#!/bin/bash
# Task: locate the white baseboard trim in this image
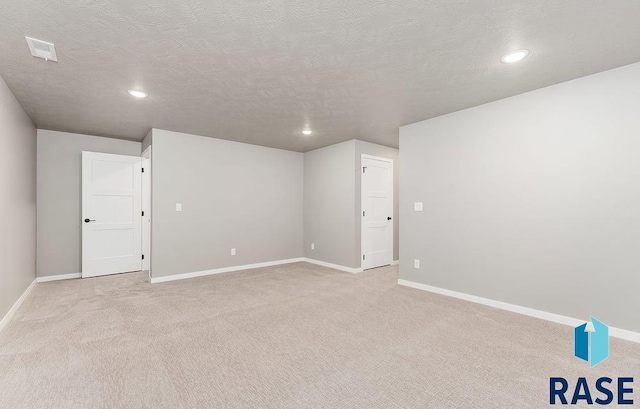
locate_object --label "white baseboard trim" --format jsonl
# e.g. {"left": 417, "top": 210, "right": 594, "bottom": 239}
{"left": 397, "top": 279, "right": 640, "bottom": 344}
{"left": 0, "top": 279, "right": 37, "bottom": 333}
{"left": 391, "top": 260, "right": 399, "bottom": 266}
{"left": 36, "top": 273, "right": 81, "bottom": 283}
{"left": 302, "top": 258, "right": 363, "bottom": 274}
{"left": 150, "top": 258, "right": 305, "bottom": 284}
{"left": 610, "top": 328, "right": 640, "bottom": 344}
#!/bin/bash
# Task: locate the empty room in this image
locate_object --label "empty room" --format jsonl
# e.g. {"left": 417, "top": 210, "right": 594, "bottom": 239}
{"left": 1, "top": 1, "right": 639, "bottom": 408}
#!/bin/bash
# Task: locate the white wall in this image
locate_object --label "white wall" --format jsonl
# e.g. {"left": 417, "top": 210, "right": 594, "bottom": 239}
{"left": 0, "top": 75, "right": 36, "bottom": 322}
{"left": 36, "top": 130, "right": 141, "bottom": 278}
{"left": 150, "top": 129, "right": 304, "bottom": 278}
{"left": 400, "top": 62, "right": 640, "bottom": 332}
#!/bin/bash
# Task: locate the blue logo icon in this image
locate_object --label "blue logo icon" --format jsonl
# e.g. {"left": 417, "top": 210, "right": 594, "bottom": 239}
{"left": 574, "top": 317, "right": 609, "bottom": 367}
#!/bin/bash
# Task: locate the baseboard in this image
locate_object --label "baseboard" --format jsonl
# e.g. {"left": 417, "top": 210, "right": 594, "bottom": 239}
{"left": 0, "top": 279, "right": 37, "bottom": 333}
{"left": 302, "top": 258, "right": 397, "bottom": 274}
{"left": 150, "top": 258, "right": 305, "bottom": 284}
{"left": 36, "top": 273, "right": 81, "bottom": 283}
{"left": 302, "top": 258, "right": 363, "bottom": 274}
{"left": 397, "top": 279, "right": 640, "bottom": 344}
{"left": 610, "top": 327, "right": 640, "bottom": 344}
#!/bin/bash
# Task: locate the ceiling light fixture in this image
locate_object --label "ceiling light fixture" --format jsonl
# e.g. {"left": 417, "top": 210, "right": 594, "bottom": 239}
{"left": 302, "top": 128, "right": 313, "bottom": 136}
{"left": 127, "top": 89, "right": 148, "bottom": 98}
{"left": 501, "top": 49, "right": 529, "bottom": 64}
{"left": 25, "top": 37, "right": 57, "bottom": 62}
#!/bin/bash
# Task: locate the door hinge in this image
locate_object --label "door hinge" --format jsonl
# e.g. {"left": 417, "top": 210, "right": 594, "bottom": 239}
{"left": 141, "top": 167, "right": 144, "bottom": 173}
{"left": 363, "top": 255, "right": 366, "bottom": 260}
{"left": 142, "top": 254, "right": 145, "bottom": 260}
{"left": 363, "top": 211, "right": 365, "bottom": 217}
{"left": 142, "top": 211, "right": 145, "bottom": 216}
{"left": 362, "top": 167, "right": 366, "bottom": 173}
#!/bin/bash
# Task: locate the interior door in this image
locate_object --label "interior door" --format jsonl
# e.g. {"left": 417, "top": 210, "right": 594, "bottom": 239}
{"left": 361, "top": 155, "right": 393, "bottom": 270}
{"left": 141, "top": 146, "right": 151, "bottom": 275}
{"left": 82, "top": 151, "right": 143, "bottom": 278}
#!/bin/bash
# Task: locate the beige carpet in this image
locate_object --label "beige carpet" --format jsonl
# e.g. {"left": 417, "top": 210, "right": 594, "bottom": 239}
{"left": 0, "top": 262, "right": 638, "bottom": 408}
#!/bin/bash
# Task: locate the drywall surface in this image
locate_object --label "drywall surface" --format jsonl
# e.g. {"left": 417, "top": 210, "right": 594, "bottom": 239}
{"left": 0, "top": 75, "right": 36, "bottom": 321}
{"left": 150, "top": 129, "right": 303, "bottom": 278}
{"left": 36, "top": 130, "right": 141, "bottom": 277}
{"left": 400, "top": 62, "right": 640, "bottom": 332}
{"left": 355, "top": 140, "right": 399, "bottom": 265}
{"left": 303, "top": 141, "right": 357, "bottom": 268}
{"left": 141, "top": 130, "right": 152, "bottom": 152}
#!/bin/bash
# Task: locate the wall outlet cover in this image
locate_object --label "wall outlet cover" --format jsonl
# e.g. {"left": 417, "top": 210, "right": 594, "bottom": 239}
{"left": 414, "top": 259, "right": 420, "bottom": 269}
{"left": 414, "top": 202, "right": 423, "bottom": 212}
{"left": 231, "top": 248, "right": 236, "bottom": 256}
{"left": 311, "top": 243, "right": 315, "bottom": 250}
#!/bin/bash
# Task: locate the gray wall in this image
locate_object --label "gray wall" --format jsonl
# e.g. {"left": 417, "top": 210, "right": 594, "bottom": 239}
{"left": 150, "top": 129, "right": 303, "bottom": 278}
{"left": 355, "top": 140, "right": 399, "bottom": 265}
{"left": 304, "top": 139, "right": 399, "bottom": 269}
{"left": 0, "top": 76, "right": 36, "bottom": 321}
{"left": 400, "top": 62, "right": 640, "bottom": 332}
{"left": 141, "top": 130, "right": 152, "bottom": 152}
{"left": 36, "top": 130, "right": 141, "bottom": 277}
{"left": 304, "top": 141, "right": 357, "bottom": 267}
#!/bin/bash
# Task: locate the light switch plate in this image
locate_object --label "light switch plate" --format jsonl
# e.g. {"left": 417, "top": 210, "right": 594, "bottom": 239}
{"left": 231, "top": 248, "right": 236, "bottom": 256}
{"left": 414, "top": 202, "right": 423, "bottom": 212}
{"left": 414, "top": 259, "right": 420, "bottom": 269}
{"left": 176, "top": 203, "right": 182, "bottom": 212}
{"left": 311, "top": 243, "right": 315, "bottom": 250}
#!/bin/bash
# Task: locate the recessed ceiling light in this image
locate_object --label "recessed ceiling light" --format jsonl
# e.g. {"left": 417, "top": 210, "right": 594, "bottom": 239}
{"left": 501, "top": 50, "right": 530, "bottom": 64}
{"left": 127, "top": 89, "right": 148, "bottom": 98}
{"left": 302, "top": 129, "right": 312, "bottom": 136}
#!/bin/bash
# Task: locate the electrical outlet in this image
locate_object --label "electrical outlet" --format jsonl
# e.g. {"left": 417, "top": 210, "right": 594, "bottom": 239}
{"left": 414, "top": 202, "right": 423, "bottom": 212}
{"left": 414, "top": 259, "right": 420, "bottom": 269}
{"left": 311, "top": 243, "right": 315, "bottom": 250}
{"left": 176, "top": 203, "right": 182, "bottom": 212}
{"left": 231, "top": 248, "right": 236, "bottom": 256}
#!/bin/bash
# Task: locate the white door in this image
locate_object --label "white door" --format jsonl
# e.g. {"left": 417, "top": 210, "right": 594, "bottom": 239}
{"left": 82, "top": 151, "right": 143, "bottom": 278}
{"left": 141, "top": 146, "right": 151, "bottom": 275}
{"left": 361, "top": 155, "right": 393, "bottom": 270}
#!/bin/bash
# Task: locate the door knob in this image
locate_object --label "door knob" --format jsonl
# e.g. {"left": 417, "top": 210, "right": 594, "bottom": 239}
{"left": 84, "top": 218, "right": 96, "bottom": 223}
{"left": 387, "top": 217, "right": 392, "bottom": 220}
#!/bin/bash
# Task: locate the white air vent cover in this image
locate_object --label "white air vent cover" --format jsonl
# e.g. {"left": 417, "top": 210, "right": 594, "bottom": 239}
{"left": 25, "top": 36, "right": 57, "bottom": 62}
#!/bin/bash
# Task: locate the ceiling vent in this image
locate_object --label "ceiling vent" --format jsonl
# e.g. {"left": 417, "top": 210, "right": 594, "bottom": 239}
{"left": 25, "top": 36, "right": 57, "bottom": 62}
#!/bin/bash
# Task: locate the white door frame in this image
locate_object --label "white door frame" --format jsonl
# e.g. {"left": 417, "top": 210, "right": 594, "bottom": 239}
{"left": 360, "top": 154, "right": 394, "bottom": 270}
{"left": 142, "top": 146, "right": 151, "bottom": 280}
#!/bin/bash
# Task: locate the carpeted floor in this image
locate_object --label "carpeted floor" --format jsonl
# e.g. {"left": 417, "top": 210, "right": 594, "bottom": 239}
{"left": 0, "top": 262, "right": 638, "bottom": 408}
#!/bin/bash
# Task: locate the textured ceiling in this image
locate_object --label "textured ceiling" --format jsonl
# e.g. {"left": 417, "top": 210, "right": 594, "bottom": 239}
{"left": 1, "top": 1, "right": 640, "bottom": 152}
